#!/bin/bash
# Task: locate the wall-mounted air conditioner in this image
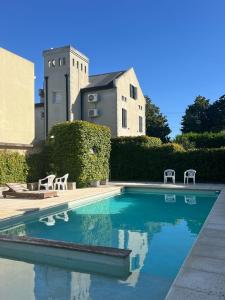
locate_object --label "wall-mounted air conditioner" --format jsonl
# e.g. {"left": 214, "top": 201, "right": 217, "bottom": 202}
{"left": 88, "top": 109, "right": 99, "bottom": 117}
{"left": 88, "top": 94, "right": 98, "bottom": 102}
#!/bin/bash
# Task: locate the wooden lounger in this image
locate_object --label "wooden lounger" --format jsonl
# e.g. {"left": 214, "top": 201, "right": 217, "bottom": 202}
{"left": 2, "top": 183, "right": 58, "bottom": 199}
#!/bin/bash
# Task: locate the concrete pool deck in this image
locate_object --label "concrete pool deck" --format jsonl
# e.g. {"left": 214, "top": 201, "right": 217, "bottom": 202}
{"left": 1, "top": 181, "right": 225, "bottom": 299}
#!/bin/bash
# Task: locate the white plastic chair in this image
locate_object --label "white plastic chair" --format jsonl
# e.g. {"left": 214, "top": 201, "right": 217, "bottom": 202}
{"left": 54, "top": 173, "right": 69, "bottom": 190}
{"left": 185, "top": 195, "right": 197, "bottom": 205}
{"left": 184, "top": 169, "right": 196, "bottom": 184}
{"left": 38, "top": 175, "right": 55, "bottom": 190}
{"left": 164, "top": 169, "right": 175, "bottom": 184}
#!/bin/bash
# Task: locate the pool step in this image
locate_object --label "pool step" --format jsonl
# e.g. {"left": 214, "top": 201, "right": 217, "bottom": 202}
{"left": 0, "top": 235, "right": 131, "bottom": 279}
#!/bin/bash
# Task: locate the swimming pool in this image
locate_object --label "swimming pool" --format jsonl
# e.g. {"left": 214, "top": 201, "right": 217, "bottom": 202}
{"left": 0, "top": 188, "right": 218, "bottom": 299}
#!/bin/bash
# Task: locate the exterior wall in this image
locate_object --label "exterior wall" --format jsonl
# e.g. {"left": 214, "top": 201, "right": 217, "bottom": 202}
{"left": 115, "top": 68, "right": 146, "bottom": 136}
{"left": 82, "top": 88, "right": 117, "bottom": 137}
{"left": 70, "top": 48, "right": 89, "bottom": 120}
{"left": 35, "top": 104, "right": 45, "bottom": 142}
{"left": 0, "top": 48, "right": 34, "bottom": 145}
{"left": 43, "top": 46, "right": 89, "bottom": 136}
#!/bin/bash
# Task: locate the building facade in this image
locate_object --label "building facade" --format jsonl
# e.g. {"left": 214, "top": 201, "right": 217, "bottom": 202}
{"left": 35, "top": 45, "right": 145, "bottom": 141}
{"left": 0, "top": 48, "right": 34, "bottom": 151}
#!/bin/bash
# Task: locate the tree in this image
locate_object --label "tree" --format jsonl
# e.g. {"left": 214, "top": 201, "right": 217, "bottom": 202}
{"left": 145, "top": 96, "right": 171, "bottom": 142}
{"left": 207, "top": 95, "right": 225, "bottom": 132}
{"left": 181, "top": 96, "right": 210, "bottom": 133}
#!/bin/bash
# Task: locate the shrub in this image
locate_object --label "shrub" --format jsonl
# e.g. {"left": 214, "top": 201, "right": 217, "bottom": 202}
{"left": 26, "top": 144, "right": 53, "bottom": 182}
{"left": 112, "top": 136, "right": 162, "bottom": 148}
{"left": 110, "top": 140, "right": 225, "bottom": 182}
{"left": 175, "top": 131, "right": 225, "bottom": 149}
{"left": 0, "top": 151, "right": 28, "bottom": 184}
{"left": 49, "top": 121, "right": 111, "bottom": 187}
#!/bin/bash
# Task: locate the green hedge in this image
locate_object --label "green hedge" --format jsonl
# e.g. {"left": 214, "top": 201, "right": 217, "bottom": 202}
{"left": 175, "top": 132, "right": 225, "bottom": 149}
{"left": 48, "top": 121, "right": 111, "bottom": 187}
{"left": 26, "top": 144, "right": 53, "bottom": 182}
{"left": 0, "top": 151, "right": 28, "bottom": 184}
{"left": 112, "top": 136, "right": 162, "bottom": 148}
{"left": 110, "top": 141, "right": 225, "bottom": 182}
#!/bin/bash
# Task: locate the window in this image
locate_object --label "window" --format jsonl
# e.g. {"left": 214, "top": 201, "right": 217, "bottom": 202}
{"left": 139, "top": 116, "right": 143, "bottom": 132}
{"left": 77, "top": 61, "right": 79, "bottom": 69}
{"left": 122, "top": 96, "right": 127, "bottom": 102}
{"left": 48, "top": 60, "right": 51, "bottom": 68}
{"left": 81, "top": 63, "right": 83, "bottom": 71}
{"left": 72, "top": 58, "right": 75, "bottom": 66}
{"left": 41, "top": 111, "right": 45, "bottom": 119}
{"left": 52, "top": 59, "right": 56, "bottom": 67}
{"left": 58, "top": 58, "right": 62, "bottom": 66}
{"left": 130, "top": 84, "right": 137, "bottom": 99}
{"left": 62, "top": 57, "right": 66, "bottom": 65}
{"left": 52, "top": 91, "right": 63, "bottom": 104}
{"left": 122, "top": 109, "right": 127, "bottom": 128}
{"left": 85, "top": 65, "right": 87, "bottom": 73}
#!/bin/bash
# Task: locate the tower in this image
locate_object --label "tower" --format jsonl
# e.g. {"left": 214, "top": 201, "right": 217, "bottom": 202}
{"left": 43, "top": 45, "right": 89, "bottom": 136}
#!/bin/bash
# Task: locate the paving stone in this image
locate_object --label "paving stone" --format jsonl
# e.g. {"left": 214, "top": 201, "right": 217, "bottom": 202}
{"left": 185, "top": 255, "right": 225, "bottom": 275}
{"left": 166, "top": 286, "right": 225, "bottom": 300}
{"left": 192, "top": 243, "right": 225, "bottom": 260}
{"left": 175, "top": 268, "right": 225, "bottom": 296}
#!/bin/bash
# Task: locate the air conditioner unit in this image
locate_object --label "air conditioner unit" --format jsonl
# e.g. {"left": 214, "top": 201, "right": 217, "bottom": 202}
{"left": 88, "top": 109, "right": 99, "bottom": 117}
{"left": 88, "top": 94, "right": 98, "bottom": 102}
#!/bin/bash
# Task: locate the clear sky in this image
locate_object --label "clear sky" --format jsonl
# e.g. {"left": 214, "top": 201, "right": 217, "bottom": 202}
{"left": 1, "top": 0, "right": 225, "bottom": 136}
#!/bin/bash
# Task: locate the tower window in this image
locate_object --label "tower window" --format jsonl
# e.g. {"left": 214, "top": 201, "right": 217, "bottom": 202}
{"left": 130, "top": 84, "right": 137, "bottom": 99}
{"left": 63, "top": 57, "right": 66, "bottom": 65}
{"left": 72, "top": 58, "right": 75, "bottom": 66}
{"left": 58, "top": 58, "right": 62, "bottom": 66}
{"left": 85, "top": 65, "right": 87, "bottom": 73}
{"left": 48, "top": 60, "right": 51, "bottom": 68}
{"left": 52, "top": 59, "right": 56, "bottom": 67}
{"left": 52, "top": 91, "right": 63, "bottom": 104}
{"left": 77, "top": 61, "right": 79, "bottom": 69}
{"left": 81, "top": 63, "right": 83, "bottom": 71}
{"left": 122, "top": 108, "right": 127, "bottom": 128}
{"left": 139, "top": 116, "right": 143, "bottom": 132}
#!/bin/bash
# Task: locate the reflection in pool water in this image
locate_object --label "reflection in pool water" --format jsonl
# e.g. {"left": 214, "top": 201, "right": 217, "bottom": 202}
{"left": 0, "top": 189, "right": 217, "bottom": 300}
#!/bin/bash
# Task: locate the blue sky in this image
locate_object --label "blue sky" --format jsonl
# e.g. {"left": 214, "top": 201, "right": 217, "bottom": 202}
{"left": 1, "top": 0, "right": 225, "bottom": 136}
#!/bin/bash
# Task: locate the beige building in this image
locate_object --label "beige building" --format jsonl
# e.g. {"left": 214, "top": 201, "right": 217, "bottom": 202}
{"left": 0, "top": 48, "right": 34, "bottom": 151}
{"left": 35, "top": 45, "right": 145, "bottom": 140}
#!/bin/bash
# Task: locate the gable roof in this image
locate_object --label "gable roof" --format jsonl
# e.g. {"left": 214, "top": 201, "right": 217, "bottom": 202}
{"left": 82, "top": 70, "right": 126, "bottom": 92}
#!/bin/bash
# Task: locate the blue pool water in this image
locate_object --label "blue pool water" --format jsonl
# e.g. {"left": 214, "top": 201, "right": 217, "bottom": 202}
{"left": 0, "top": 188, "right": 218, "bottom": 300}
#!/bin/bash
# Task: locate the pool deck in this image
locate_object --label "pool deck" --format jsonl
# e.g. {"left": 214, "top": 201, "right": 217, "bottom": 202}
{"left": 1, "top": 181, "right": 225, "bottom": 299}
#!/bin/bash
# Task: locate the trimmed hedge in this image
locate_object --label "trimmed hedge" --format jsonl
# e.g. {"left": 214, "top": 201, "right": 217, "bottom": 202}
{"left": 0, "top": 151, "right": 28, "bottom": 184}
{"left": 48, "top": 121, "right": 111, "bottom": 187}
{"left": 112, "top": 136, "right": 162, "bottom": 148}
{"left": 26, "top": 144, "right": 53, "bottom": 182}
{"left": 110, "top": 140, "right": 225, "bottom": 182}
{"left": 175, "top": 132, "right": 225, "bottom": 149}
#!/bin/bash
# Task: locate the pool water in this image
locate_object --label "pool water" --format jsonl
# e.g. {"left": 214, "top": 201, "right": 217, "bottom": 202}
{"left": 0, "top": 188, "right": 218, "bottom": 300}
